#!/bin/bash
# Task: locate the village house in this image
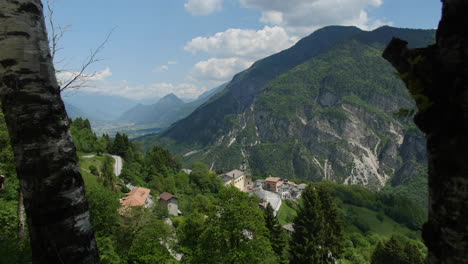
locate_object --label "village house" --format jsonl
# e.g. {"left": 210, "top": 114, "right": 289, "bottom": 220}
{"left": 158, "top": 192, "right": 180, "bottom": 216}
{"left": 120, "top": 187, "right": 152, "bottom": 208}
{"left": 279, "top": 180, "right": 304, "bottom": 199}
{"left": 265, "top": 177, "right": 283, "bottom": 192}
{"left": 221, "top": 169, "right": 246, "bottom": 191}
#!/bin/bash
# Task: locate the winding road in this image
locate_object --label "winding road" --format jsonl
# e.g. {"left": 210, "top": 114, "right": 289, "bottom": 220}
{"left": 111, "top": 155, "right": 123, "bottom": 176}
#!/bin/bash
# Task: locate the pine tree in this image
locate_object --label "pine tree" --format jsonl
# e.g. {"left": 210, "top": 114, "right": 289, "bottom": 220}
{"left": 264, "top": 203, "right": 287, "bottom": 262}
{"left": 403, "top": 243, "right": 425, "bottom": 264}
{"left": 317, "top": 185, "right": 344, "bottom": 262}
{"left": 289, "top": 184, "right": 344, "bottom": 264}
{"left": 289, "top": 184, "right": 324, "bottom": 264}
{"left": 371, "top": 236, "right": 406, "bottom": 264}
{"left": 100, "top": 156, "right": 116, "bottom": 190}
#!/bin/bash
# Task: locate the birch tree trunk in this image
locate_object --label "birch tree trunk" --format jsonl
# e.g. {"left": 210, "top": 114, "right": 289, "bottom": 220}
{"left": 0, "top": 0, "right": 99, "bottom": 263}
{"left": 383, "top": 1, "right": 468, "bottom": 263}
{"left": 18, "top": 190, "right": 26, "bottom": 244}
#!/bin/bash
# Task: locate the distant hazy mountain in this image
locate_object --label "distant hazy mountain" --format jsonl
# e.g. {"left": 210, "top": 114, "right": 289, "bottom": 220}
{"left": 139, "top": 26, "right": 434, "bottom": 190}
{"left": 64, "top": 103, "right": 92, "bottom": 120}
{"left": 118, "top": 84, "right": 227, "bottom": 127}
{"left": 119, "top": 93, "right": 184, "bottom": 125}
{"left": 63, "top": 92, "right": 138, "bottom": 121}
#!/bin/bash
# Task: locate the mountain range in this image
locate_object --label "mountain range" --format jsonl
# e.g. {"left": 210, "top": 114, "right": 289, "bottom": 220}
{"left": 118, "top": 84, "right": 227, "bottom": 127}
{"left": 63, "top": 84, "right": 227, "bottom": 137}
{"left": 138, "top": 25, "right": 435, "bottom": 190}
{"left": 63, "top": 92, "right": 139, "bottom": 121}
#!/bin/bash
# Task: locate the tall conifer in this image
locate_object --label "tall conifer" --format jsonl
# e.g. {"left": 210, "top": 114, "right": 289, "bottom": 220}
{"left": 264, "top": 203, "right": 287, "bottom": 262}
{"left": 289, "top": 184, "right": 344, "bottom": 264}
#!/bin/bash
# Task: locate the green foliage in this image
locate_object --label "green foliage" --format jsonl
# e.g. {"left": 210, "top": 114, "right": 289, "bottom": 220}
{"left": 249, "top": 143, "right": 298, "bottom": 179}
{"left": 96, "top": 136, "right": 109, "bottom": 155}
{"left": 96, "top": 236, "right": 122, "bottom": 264}
{"left": 0, "top": 110, "right": 31, "bottom": 263}
{"left": 178, "top": 187, "right": 278, "bottom": 264}
{"left": 89, "top": 165, "right": 99, "bottom": 176}
{"left": 119, "top": 163, "right": 146, "bottom": 188}
{"left": 277, "top": 199, "right": 298, "bottom": 225}
{"left": 371, "top": 236, "right": 425, "bottom": 264}
{"left": 70, "top": 118, "right": 98, "bottom": 153}
{"left": 100, "top": 155, "right": 117, "bottom": 190}
{"left": 289, "top": 184, "right": 344, "bottom": 264}
{"left": 189, "top": 162, "right": 222, "bottom": 193}
{"left": 87, "top": 185, "right": 120, "bottom": 237}
{"left": 379, "top": 194, "right": 425, "bottom": 230}
{"left": 174, "top": 171, "right": 190, "bottom": 191}
{"left": 276, "top": 182, "right": 426, "bottom": 263}
{"left": 111, "top": 132, "right": 131, "bottom": 158}
{"left": 263, "top": 203, "right": 288, "bottom": 263}
{"left": 146, "top": 145, "right": 181, "bottom": 173}
{"left": 126, "top": 219, "right": 175, "bottom": 264}
{"left": 120, "top": 184, "right": 130, "bottom": 193}
{"left": 383, "top": 167, "right": 428, "bottom": 209}
{"left": 289, "top": 184, "right": 325, "bottom": 264}
{"left": 321, "top": 182, "right": 426, "bottom": 231}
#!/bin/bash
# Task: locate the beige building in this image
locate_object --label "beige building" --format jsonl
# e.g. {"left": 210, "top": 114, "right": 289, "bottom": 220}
{"left": 265, "top": 177, "right": 283, "bottom": 192}
{"left": 221, "top": 169, "right": 246, "bottom": 191}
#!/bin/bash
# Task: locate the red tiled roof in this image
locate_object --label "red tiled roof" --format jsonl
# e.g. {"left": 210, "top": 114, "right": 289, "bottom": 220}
{"left": 265, "top": 177, "right": 282, "bottom": 183}
{"left": 159, "top": 192, "right": 177, "bottom": 201}
{"left": 120, "top": 187, "right": 151, "bottom": 207}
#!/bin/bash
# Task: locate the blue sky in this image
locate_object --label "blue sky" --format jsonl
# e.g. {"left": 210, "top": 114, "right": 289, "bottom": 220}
{"left": 50, "top": 0, "right": 442, "bottom": 101}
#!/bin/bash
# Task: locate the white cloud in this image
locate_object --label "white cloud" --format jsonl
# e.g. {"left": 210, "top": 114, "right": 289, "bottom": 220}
{"left": 239, "top": 0, "right": 389, "bottom": 37}
{"left": 153, "top": 65, "right": 169, "bottom": 73}
{"left": 56, "top": 67, "right": 112, "bottom": 87}
{"left": 184, "top": 0, "right": 223, "bottom": 15}
{"left": 57, "top": 66, "right": 208, "bottom": 99}
{"left": 76, "top": 80, "right": 208, "bottom": 100}
{"left": 88, "top": 67, "right": 112, "bottom": 81}
{"left": 128, "top": 83, "right": 206, "bottom": 99}
{"left": 182, "top": 0, "right": 391, "bottom": 96}
{"left": 167, "top": 61, "right": 177, "bottom": 65}
{"left": 191, "top": 57, "right": 254, "bottom": 83}
{"left": 184, "top": 26, "right": 297, "bottom": 84}
{"left": 184, "top": 26, "right": 297, "bottom": 60}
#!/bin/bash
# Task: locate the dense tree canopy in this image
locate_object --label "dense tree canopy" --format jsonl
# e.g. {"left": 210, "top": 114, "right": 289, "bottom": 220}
{"left": 371, "top": 236, "right": 424, "bottom": 264}
{"left": 178, "top": 187, "right": 278, "bottom": 264}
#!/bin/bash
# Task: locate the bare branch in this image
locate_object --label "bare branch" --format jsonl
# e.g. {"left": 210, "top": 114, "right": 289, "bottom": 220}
{"left": 45, "top": 0, "right": 114, "bottom": 92}
{"left": 60, "top": 28, "right": 114, "bottom": 91}
{"left": 46, "top": 0, "right": 71, "bottom": 61}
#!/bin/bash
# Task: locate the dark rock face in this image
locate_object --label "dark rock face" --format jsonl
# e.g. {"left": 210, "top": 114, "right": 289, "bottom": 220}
{"left": 383, "top": 1, "right": 468, "bottom": 262}
{"left": 317, "top": 88, "right": 339, "bottom": 107}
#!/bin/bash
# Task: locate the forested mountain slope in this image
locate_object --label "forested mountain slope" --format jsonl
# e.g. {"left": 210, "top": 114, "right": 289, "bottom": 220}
{"left": 139, "top": 26, "right": 435, "bottom": 190}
